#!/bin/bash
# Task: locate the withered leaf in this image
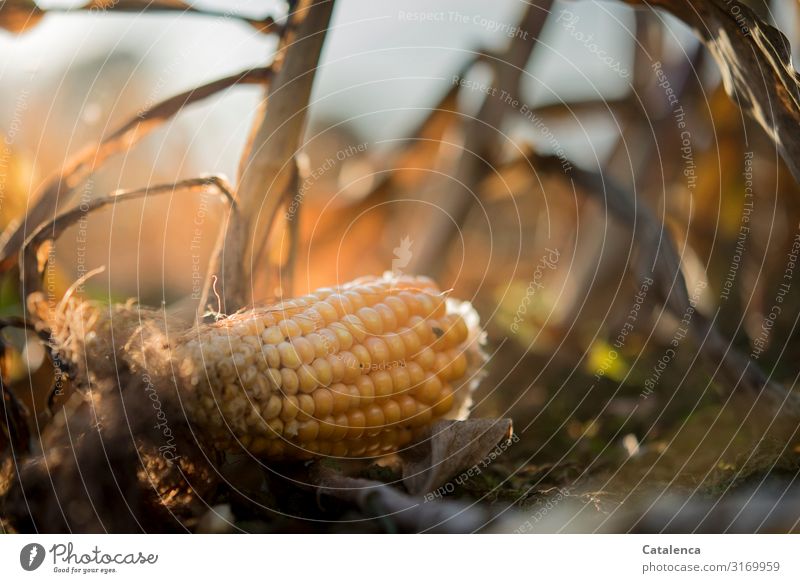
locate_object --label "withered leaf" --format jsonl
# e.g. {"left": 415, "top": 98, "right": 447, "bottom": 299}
{"left": 21, "top": 176, "right": 236, "bottom": 302}
{"left": 0, "top": 67, "right": 270, "bottom": 273}
{"left": 400, "top": 418, "right": 513, "bottom": 496}
{"left": 312, "top": 464, "right": 493, "bottom": 533}
{"left": 626, "top": 0, "right": 800, "bottom": 183}
{"left": 619, "top": 0, "right": 800, "bottom": 408}
{"left": 0, "top": 0, "right": 44, "bottom": 34}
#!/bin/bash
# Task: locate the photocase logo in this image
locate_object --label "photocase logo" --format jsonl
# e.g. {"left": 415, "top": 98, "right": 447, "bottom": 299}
{"left": 392, "top": 235, "right": 413, "bottom": 274}
{"left": 19, "top": 543, "right": 46, "bottom": 571}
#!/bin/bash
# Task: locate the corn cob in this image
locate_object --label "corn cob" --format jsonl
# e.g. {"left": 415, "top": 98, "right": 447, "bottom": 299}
{"left": 178, "top": 274, "right": 484, "bottom": 460}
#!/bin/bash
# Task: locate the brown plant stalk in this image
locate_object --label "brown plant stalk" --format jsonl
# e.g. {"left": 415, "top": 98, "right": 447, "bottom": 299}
{"left": 210, "top": 0, "right": 335, "bottom": 311}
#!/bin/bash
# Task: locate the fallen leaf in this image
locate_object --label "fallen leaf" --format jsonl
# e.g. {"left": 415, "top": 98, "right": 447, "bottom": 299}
{"left": 400, "top": 418, "right": 513, "bottom": 496}
{"left": 312, "top": 464, "right": 494, "bottom": 533}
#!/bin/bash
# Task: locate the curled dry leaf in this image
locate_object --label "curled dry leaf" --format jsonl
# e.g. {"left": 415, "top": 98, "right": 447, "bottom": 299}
{"left": 626, "top": 0, "right": 800, "bottom": 183}
{"left": 20, "top": 176, "right": 236, "bottom": 318}
{"left": 400, "top": 418, "right": 513, "bottom": 496}
{"left": 0, "top": 0, "right": 44, "bottom": 33}
{"left": 413, "top": 0, "right": 553, "bottom": 275}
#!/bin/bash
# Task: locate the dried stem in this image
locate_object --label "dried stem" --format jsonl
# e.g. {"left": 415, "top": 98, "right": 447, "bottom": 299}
{"left": 299, "top": 56, "right": 471, "bottom": 253}
{"left": 212, "top": 0, "right": 335, "bottom": 310}
{"left": 411, "top": 0, "right": 553, "bottom": 275}
{"left": 278, "top": 160, "right": 303, "bottom": 298}
{"left": 624, "top": 0, "right": 800, "bottom": 183}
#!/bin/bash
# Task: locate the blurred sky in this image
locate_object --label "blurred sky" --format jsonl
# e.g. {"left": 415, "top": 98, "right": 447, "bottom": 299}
{"left": 3, "top": 1, "right": 795, "bottom": 179}
{"left": 0, "top": 0, "right": 661, "bottom": 180}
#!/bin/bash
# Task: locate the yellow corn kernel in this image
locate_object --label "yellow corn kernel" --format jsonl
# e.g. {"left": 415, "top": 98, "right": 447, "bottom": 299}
{"left": 298, "top": 421, "right": 319, "bottom": 443}
{"left": 382, "top": 399, "right": 402, "bottom": 426}
{"left": 328, "top": 323, "right": 353, "bottom": 350}
{"left": 388, "top": 365, "right": 411, "bottom": 393}
{"left": 297, "top": 394, "right": 315, "bottom": 421}
{"left": 383, "top": 333, "right": 406, "bottom": 361}
{"left": 355, "top": 375, "right": 375, "bottom": 404}
{"left": 343, "top": 290, "right": 367, "bottom": 311}
{"left": 280, "top": 368, "right": 299, "bottom": 394}
{"left": 371, "top": 370, "right": 394, "bottom": 399}
{"left": 414, "top": 346, "right": 436, "bottom": 371}
{"left": 277, "top": 341, "right": 302, "bottom": 368}
{"left": 278, "top": 318, "right": 302, "bottom": 339}
{"left": 346, "top": 410, "right": 366, "bottom": 439}
{"left": 311, "top": 357, "right": 333, "bottom": 387}
{"left": 384, "top": 295, "right": 409, "bottom": 324}
{"left": 297, "top": 363, "right": 318, "bottom": 393}
{"left": 330, "top": 383, "right": 351, "bottom": 415}
{"left": 327, "top": 293, "right": 353, "bottom": 316}
{"left": 312, "top": 387, "right": 334, "bottom": 418}
{"left": 373, "top": 303, "right": 397, "bottom": 331}
{"left": 356, "top": 306, "right": 383, "bottom": 335}
{"left": 262, "top": 344, "right": 280, "bottom": 368}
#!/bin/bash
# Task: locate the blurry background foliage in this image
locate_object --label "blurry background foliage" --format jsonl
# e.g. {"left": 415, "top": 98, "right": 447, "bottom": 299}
{"left": 1, "top": 0, "right": 800, "bottom": 530}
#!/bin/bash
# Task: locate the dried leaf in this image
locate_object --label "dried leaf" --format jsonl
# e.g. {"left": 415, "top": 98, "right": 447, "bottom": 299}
{"left": 400, "top": 418, "right": 513, "bottom": 496}
{"left": 21, "top": 176, "right": 236, "bottom": 307}
{"left": 0, "top": 67, "right": 270, "bottom": 273}
{"left": 626, "top": 0, "right": 800, "bottom": 183}
{"left": 312, "top": 464, "right": 493, "bottom": 533}
{"left": 0, "top": 0, "right": 44, "bottom": 33}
